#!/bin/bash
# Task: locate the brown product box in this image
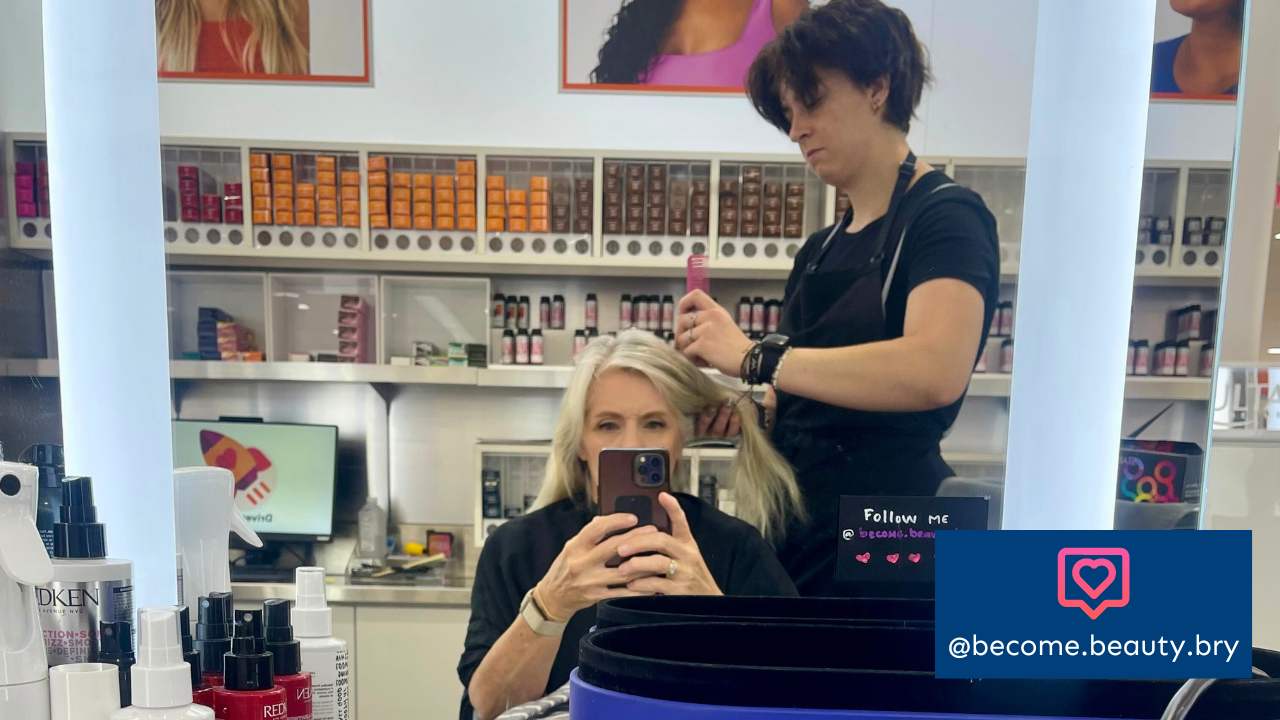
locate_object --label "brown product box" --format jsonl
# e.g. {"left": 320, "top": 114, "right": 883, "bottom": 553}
{"left": 574, "top": 178, "right": 593, "bottom": 193}
{"left": 273, "top": 182, "right": 294, "bottom": 198}
{"left": 486, "top": 217, "right": 505, "bottom": 232}
{"left": 626, "top": 206, "right": 644, "bottom": 221}
{"left": 459, "top": 202, "right": 477, "bottom": 217}
{"left": 647, "top": 205, "right": 666, "bottom": 220}
{"left": 506, "top": 189, "right": 527, "bottom": 205}
{"left": 668, "top": 220, "right": 688, "bottom": 235}
{"left": 720, "top": 194, "right": 738, "bottom": 209}
{"left": 627, "top": 179, "right": 644, "bottom": 194}
{"left": 368, "top": 171, "right": 389, "bottom": 186}
{"left": 458, "top": 216, "right": 477, "bottom": 230}
{"left": 435, "top": 188, "right": 455, "bottom": 204}
{"left": 691, "top": 192, "right": 710, "bottom": 208}
{"left": 785, "top": 195, "right": 804, "bottom": 210}
{"left": 434, "top": 175, "right": 454, "bottom": 190}
{"left": 530, "top": 176, "right": 550, "bottom": 191}
{"left": 692, "top": 179, "right": 710, "bottom": 194}
{"left": 458, "top": 189, "right": 476, "bottom": 204}
{"left": 646, "top": 219, "right": 665, "bottom": 235}
{"left": 530, "top": 205, "right": 548, "bottom": 219}
{"left": 606, "top": 191, "right": 623, "bottom": 206}
{"left": 691, "top": 207, "right": 709, "bottom": 222}
{"left": 741, "top": 222, "right": 760, "bottom": 235}
{"left": 457, "top": 175, "right": 476, "bottom": 190}
{"left": 626, "top": 164, "right": 645, "bottom": 179}
{"left": 648, "top": 164, "right": 667, "bottom": 179}
{"left": 742, "top": 208, "right": 760, "bottom": 224}
{"left": 577, "top": 204, "right": 593, "bottom": 219}
{"left": 413, "top": 173, "right": 433, "bottom": 187}
{"left": 250, "top": 167, "right": 270, "bottom": 182}
{"left": 785, "top": 182, "right": 805, "bottom": 197}
{"left": 392, "top": 172, "right": 412, "bottom": 188}
{"left": 414, "top": 215, "right": 434, "bottom": 230}
{"left": 720, "top": 208, "right": 738, "bottom": 222}
{"left": 436, "top": 202, "right": 456, "bottom": 218}
{"left": 316, "top": 155, "right": 337, "bottom": 172}
{"left": 625, "top": 220, "right": 644, "bottom": 234}
{"left": 552, "top": 218, "right": 571, "bottom": 234}
{"left": 604, "top": 219, "right": 623, "bottom": 234}
{"left": 601, "top": 206, "right": 618, "bottom": 220}
{"left": 556, "top": 205, "right": 573, "bottom": 219}
{"left": 252, "top": 182, "right": 272, "bottom": 197}
{"left": 271, "top": 153, "right": 293, "bottom": 169}
{"left": 764, "top": 210, "right": 781, "bottom": 225}
{"left": 508, "top": 218, "right": 528, "bottom": 232}
{"left": 784, "top": 223, "right": 805, "bottom": 238}
{"left": 392, "top": 200, "right": 412, "bottom": 216}
{"left": 648, "top": 179, "right": 665, "bottom": 194}
{"left": 367, "top": 155, "right": 388, "bottom": 171}
{"left": 530, "top": 190, "right": 549, "bottom": 205}
{"left": 627, "top": 192, "right": 645, "bottom": 208}
{"left": 392, "top": 214, "right": 412, "bottom": 229}
{"left": 552, "top": 178, "right": 571, "bottom": 193}
{"left": 252, "top": 209, "right": 272, "bottom": 224}
{"left": 250, "top": 153, "right": 269, "bottom": 168}
{"left": 573, "top": 218, "right": 591, "bottom": 234}
{"left": 691, "top": 220, "right": 709, "bottom": 235}
{"left": 369, "top": 185, "right": 388, "bottom": 201}
{"left": 485, "top": 175, "right": 506, "bottom": 190}
{"left": 370, "top": 214, "right": 389, "bottom": 229}
{"left": 340, "top": 170, "right": 361, "bottom": 187}
{"left": 456, "top": 159, "right": 477, "bottom": 175}
{"left": 764, "top": 182, "right": 782, "bottom": 197}
{"left": 530, "top": 218, "right": 550, "bottom": 233}
{"left": 296, "top": 197, "right": 316, "bottom": 212}
{"left": 764, "top": 196, "right": 782, "bottom": 211}
{"left": 318, "top": 185, "right": 337, "bottom": 200}
{"left": 763, "top": 224, "right": 782, "bottom": 238}
{"left": 719, "top": 179, "right": 740, "bottom": 194}
{"left": 274, "top": 169, "right": 294, "bottom": 184}
{"left": 318, "top": 198, "right": 339, "bottom": 214}
{"left": 669, "top": 207, "right": 689, "bottom": 222}
{"left": 295, "top": 211, "right": 316, "bottom": 226}
{"left": 605, "top": 177, "right": 621, "bottom": 192}
{"left": 340, "top": 186, "right": 360, "bottom": 202}
{"left": 508, "top": 204, "right": 527, "bottom": 219}
{"left": 342, "top": 200, "right": 361, "bottom": 215}
{"left": 413, "top": 201, "right": 432, "bottom": 217}
{"left": 275, "top": 196, "right": 295, "bottom": 211}
{"left": 785, "top": 209, "right": 804, "bottom": 224}
{"left": 369, "top": 200, "right": 388, "bottom": 215}
{"left": 720, "top": 220, "right": 739, "bottom": 236}
{"left": 316, "top": 170, "right": 337, "bottom": 187}
{"left": 742, "top": 166, "right": 763, "bottom": 182}
{"left": 742, "top": 181, "right": 763, "bottom": 196}
{"left": 275, "top": 209, "right": 294, "bottom": 225}
{"left": 604, "top": 162, "right": 622, "bottom": 178}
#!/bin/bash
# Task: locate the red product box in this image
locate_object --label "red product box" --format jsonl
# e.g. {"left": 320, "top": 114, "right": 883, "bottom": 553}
{"left": 37, "top": 161, "right": 49, "bottom": 176}
{"left": 17, "top": 202, "right": 37, "bottom": 218}
{"left": 225, "top": 208, "right": 244, "bottom": 224}
{"left": 179, "top": 177, "right": 199, "bottom": 193}
{"left": 181, "top": 191, "right": 199, "bottom": 208}
{"left": 202, "top": 207, "right": 223, "bottom": 223}
{"left": 15, "top": 162, "right": 34, "bottom": 176}
{"left": 181, "top": 207, "right": 201, "bottom": 222}
{"left": 16, "top": 187, "right": 34, "bottom": 203}
{"left": 178, "top": 165, "right": 199, "bottom": 179}
{"left": 15, "top": 175, "right": 34, "bottom": 190}
{"left": 38, "top": 204, "right": 51, "bottom": 218}
{"left": 224, "top": 182, "right": 242, "bottom": 196}
{"left": 202, "top": 193, "right": 223, "bottom": 207}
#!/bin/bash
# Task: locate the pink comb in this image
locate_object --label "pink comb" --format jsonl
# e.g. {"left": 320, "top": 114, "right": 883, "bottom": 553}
{"left": 686, "top": 254, "right": 709, "bottom": 295}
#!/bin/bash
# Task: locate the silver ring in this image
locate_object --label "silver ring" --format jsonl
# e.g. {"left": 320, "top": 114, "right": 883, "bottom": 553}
{"left": 691, "top": 310, "right": 698, "bottom": 327}
{"left": 666, "top": 559, "right": 678, "bottom": 579}
{"left": 687, "top": 327, "right": 695, "bottom": 344}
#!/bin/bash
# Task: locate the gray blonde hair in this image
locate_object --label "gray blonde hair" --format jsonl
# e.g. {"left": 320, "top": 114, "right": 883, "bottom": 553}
{"left": 533, "top": 330, "right": 804, "bottom": 542}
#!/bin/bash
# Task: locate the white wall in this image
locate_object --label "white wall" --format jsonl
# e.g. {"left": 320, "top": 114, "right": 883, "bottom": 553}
{"left": 0, "top": 0, "right": 1236, "bottom": 161}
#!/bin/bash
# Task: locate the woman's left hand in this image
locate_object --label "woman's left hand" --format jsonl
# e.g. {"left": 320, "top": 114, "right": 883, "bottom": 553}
{"left": 615, "top": 492, "right": 723, "bottom": 597}
{"left": 675, "top": 290, "right": 755, "bottom": 377}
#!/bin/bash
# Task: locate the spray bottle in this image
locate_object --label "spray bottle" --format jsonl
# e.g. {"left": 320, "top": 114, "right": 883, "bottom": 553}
{"left": 0, "top": 461, "right": 56, "bottom": 720}
{"left": 173, "top": 467, "right": 262, "bottom": 638}
{"left": 109, "top": 608, "right": 214, "bottom": 720}
{"left": 294, "top": 568, "right": 348, "bottom": 720}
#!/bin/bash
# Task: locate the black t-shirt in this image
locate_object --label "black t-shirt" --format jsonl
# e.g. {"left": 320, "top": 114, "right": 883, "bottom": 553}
{"left": 778, "top": 170, "right": 1000, "bottom": 445}
{"left": 456, "top": 494, "right": 797, "bottom": 718}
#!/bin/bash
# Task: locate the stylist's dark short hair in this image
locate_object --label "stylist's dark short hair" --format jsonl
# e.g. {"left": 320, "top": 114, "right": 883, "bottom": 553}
{"left": 748, "top": 0, "right": 931, "bottom": 134}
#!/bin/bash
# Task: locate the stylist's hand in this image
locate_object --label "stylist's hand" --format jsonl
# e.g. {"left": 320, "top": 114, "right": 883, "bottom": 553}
{"left": 616, "top": 493, "right": 723, "bottom": 597}
{"left": 534, "top": 514, "right": 655, "bottom": 621}
{"left": 676, "top": 290, "right": 755, "bottom": 378}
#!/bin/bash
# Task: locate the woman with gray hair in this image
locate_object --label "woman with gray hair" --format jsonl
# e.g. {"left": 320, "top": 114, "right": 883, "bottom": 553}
{"left": 457, "top": 330, "right": 802, "bottom": 719}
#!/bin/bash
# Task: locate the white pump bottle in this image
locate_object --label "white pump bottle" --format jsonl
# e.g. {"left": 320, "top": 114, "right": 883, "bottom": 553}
{"left": 0, "top": 461, "right": 56, "bottom": 720}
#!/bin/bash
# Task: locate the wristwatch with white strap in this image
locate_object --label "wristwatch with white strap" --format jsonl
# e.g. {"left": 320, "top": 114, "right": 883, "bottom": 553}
{"left": 520, "top": 587, "right": 567, "bottom": 637}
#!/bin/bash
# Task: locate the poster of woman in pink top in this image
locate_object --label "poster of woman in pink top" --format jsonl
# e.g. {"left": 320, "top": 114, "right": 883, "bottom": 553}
{"left": 562, "top": 0, "right": 810, "bottom": 93}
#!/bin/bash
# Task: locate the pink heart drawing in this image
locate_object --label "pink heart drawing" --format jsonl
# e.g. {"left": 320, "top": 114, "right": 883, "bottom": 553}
{"left": 855, "top": 552, "right": 871, "bottom": 564}
{"left": 886, "top": 553, "right": 900, "bottom": 564}
{"left": 1071, "top": 558, "right": 1117, "bottom": 600}
{"left": 908, "top": 553, "right": 922, "bottom": 564}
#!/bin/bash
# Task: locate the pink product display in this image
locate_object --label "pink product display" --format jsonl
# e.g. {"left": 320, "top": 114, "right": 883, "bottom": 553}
{"left": 337, "top": 295, "right": 371, "bottom": 362}
{"left": 178, "top": 165, "right": 203, "bottom": 221}
{"left": 14, "top": 163, "right": 38, "bottom": 217}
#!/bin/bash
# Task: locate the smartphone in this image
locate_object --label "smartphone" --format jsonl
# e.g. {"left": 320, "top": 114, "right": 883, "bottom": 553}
{"left": 686, "top": 253, "right": 710, "bottom": 296}
{"left": 597, "top": 448, "right": 672, "bottom": 567}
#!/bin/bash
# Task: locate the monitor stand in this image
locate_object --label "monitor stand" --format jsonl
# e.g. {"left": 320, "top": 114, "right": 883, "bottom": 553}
{"left": 230, "top": 541, "right": 315, "bottom": 584}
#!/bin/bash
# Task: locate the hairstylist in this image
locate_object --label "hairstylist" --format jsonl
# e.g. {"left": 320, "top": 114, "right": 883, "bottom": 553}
{"left": 676, "top": 0, "right": 999, "bottom": 596}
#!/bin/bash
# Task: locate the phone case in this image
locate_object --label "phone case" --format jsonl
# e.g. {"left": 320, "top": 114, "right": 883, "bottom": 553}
{"left": 597, "top": 448, "right": 672, "bottom": 567}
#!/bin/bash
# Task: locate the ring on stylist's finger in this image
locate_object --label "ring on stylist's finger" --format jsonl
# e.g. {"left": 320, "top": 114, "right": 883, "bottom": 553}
{"left": 691, "top": 310, "right": 698, "bottom": 326}
{"left": 666, "top": 559, "right": 678, "bottom": 578}
{"left": 687, "top": 327, "right": 695, "bottom": 344}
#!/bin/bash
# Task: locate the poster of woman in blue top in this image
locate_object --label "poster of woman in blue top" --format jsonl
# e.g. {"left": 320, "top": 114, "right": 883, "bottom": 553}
{"left": 1151, "top": 0, "right": 1243, "bottom": 100}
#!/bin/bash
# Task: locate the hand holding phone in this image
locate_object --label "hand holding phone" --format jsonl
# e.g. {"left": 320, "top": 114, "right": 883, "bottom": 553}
{"left": 597, "top": 448, "right": 672, "bottom": 567}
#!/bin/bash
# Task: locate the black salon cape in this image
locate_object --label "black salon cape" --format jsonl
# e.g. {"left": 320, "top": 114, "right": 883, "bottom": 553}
{"left": 457, "top": 493, "right": 797, "bottom": 719}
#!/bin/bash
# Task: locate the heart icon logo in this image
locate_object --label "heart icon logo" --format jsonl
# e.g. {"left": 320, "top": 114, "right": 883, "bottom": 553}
{"left": 1071, "top": 558, "right": 1117, "bottom": 600}
{"left": 886, "top": 553, "right": 900, "bottom": 564}
{"left": 855, "top": 552, "right": 871, "bottom": 564}
{"left": 908, "top": 553, "right": 922, "bottom": 564}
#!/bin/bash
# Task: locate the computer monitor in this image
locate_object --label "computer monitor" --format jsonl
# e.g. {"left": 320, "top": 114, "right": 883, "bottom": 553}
{"left": 172, "top": 419, "right": 338, "bottom": 540}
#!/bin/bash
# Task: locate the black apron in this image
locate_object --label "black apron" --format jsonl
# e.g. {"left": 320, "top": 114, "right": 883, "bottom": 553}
{"left": 771, "top": 152, "right": 959, "bottom": 597}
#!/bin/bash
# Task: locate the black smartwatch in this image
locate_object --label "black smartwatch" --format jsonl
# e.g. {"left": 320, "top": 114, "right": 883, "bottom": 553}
{"left": 744, "top": 333, "right": 790, "bottom": 385}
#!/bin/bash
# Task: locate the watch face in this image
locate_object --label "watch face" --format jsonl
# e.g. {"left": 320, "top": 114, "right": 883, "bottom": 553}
{"left": 763, "top": 333, "right": 790, "bottom": 347}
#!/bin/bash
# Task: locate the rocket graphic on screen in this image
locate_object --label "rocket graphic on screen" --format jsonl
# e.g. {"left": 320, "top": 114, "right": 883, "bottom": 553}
{"left": 199, "top": 430, "right": 277, "bottom": 511}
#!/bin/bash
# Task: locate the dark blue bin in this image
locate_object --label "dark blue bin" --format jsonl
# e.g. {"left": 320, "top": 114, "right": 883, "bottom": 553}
{"left": 595, "top": 595, "right": 933, "bottom": 631}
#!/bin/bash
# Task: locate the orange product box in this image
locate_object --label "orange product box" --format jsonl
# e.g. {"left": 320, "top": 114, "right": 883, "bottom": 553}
{"left": 318, "top": 185, "right": 337, "bottom": 200}
{"left": 342, "top": 215, "right": 360, "bottom": 228}
{"left": 530, "top": 176, "right": 550, "bottom": 191}
{"left": 457, "top": 188, "right": 476, "bottom": 204}
{"left": 435, "top": 202, "right": 455, "bottom": 218}
{"left": 318, "top": 198, "right": 338, "bottom": 214}
{"left": 274, "top": 169, "right": 294, "bottom": 185}
{"left": 412, "top": 187, "right": 433, "bottom": 203}
{"left": 487, "top": 203, "right": 506, "bottom": 218}
{"left": 275, "top": 196, "right": 294, "bottom": 212}
{"left": 316, "top": 170, "right": 337, "bottom": 187}
{"left": 251, "top": 182, "right": 272, "bottom": 197}
{"left": 253, "top": 196, "right": 272, "bottom": 211}
{"left": 295, "top": 211, "right": 316, "bottom": 226}
{"left": 486, "top": 189, "right": 506, "bottom": 205}
{"left": 456, "top": 160, "right": 476, "bottom": 175}
{"left": 458, "top": 202, "right": 476, "bottom": 217}
{"left": 458, "top": 216, "right": 476, "bottom": 231}
{"left": 369, "top": 200, "right": 388, "bottom": 215}
{"left": 530, "top": 218, "right": 549, "bottom": 233}
{"left": 250, "top": 167, "right": 271, "bottom": 182}
{"left": 368, "top": 171, "right": 388, "bottom": 186}
{"left": 413, "top": 173, "right": 433, "bottom": 187}
{"left": 435, "top": 188, "right": 455, "bottom": 204}
{"left": 392, "top": 214, "right": 412, "bottom": 230}
{"left": 275, "top": 210, "right": 294, "bottom": 225}
{"left": 369, "top": 185, "right": 388, "bottom": 201}
{"left": 391, "top": 187, "right": 411, "bottom": 203}
{"left": 530, "top": 205, "right": 548, "bottom": 219}
{"left": 508, "top": 218, "right": 528, "bottom": 232}
{"left": 295, "top": 182, "right": 316, "bottom": 198}
{"left": 273, "top": 182, "right": 294, "bottom": 198}
{"left": 486, "top": 217, "right": 505, "bottom": 232}
{"left": 341, "top": 186, "right": 360, "bottom": 201}
{"left": 341, "top": 170, "right": 361, "bottom": 186}
{"left": 413, "top": 202, "right": 432, "bottom": 217}
{"left": 392, "top": 200, "right": 412, "bottom": 216}
{"left": 531, "top": 190, "right": 549, "bottom": 205}
{"left": 434, "top": 175, "right": 454, "bottom": 190}
{"left": 485, "top": 175, "right": 506, "bottom": 190}
{"left": 370, "top": 214, "right": 389, "bottom": 229}
{"left": 506, "top": 189, "right": 527, "bottom": 205}
{"left": 252, "top": 209, "right": 272, "bottom": 224}
{"left": 271, "top": 153, "right": 293, "bottom": 169}
{"left": 392, "top": 172, "right": 412, "bottom": 188}
{"left": 436, "top": 216, "right": 455, "bottom": 230}
{"left": 296, "top": 197, "right": 316, "bottom": 212}
{"left": 318, "top": 212, "right": 339, "bottom": 227}
{"left": 342, "top": 200, "right": 361, "bottom": 215}
{"left": 316, "top": 155, "right": 337, "bottom": 172}
{"left": 249, "top": 153, "right": 269, "bottom": 168}
{"left": 414, "top": 216, "right": 433, "bottom": 230}
{"left": 457, "top": 175, "right": 476, "bottom": 190}
{"left": 508, "top": 204, "right": 527, "bottom": 219}
{"left": 368, "top": 155, "right": 388, "bottom": 171}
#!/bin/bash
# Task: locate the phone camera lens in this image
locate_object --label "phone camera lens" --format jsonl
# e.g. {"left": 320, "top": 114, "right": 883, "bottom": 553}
{"left": 650, "top": 473, "right": 661, "bottom": 484}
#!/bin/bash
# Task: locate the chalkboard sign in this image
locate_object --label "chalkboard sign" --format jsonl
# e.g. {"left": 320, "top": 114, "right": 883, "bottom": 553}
{"left": 835, "top": 496, "right": 989, "bottom": 591}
